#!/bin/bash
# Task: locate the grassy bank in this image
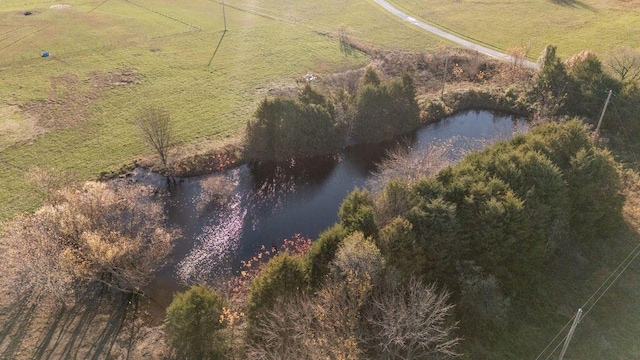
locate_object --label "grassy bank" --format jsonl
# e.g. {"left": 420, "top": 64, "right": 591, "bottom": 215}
{"left": 0, "top": 0, "right": 451, "bottom": 221}
{"left": 387, "top": 0, "right": 640, "bottom": 59}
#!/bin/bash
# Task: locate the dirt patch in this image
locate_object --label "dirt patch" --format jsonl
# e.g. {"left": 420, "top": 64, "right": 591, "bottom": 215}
{"left": 24, "top": 68, "right": 140, "bottom": 131}
{"left": 0, "top": 105, "right": 45, "bottom": 151}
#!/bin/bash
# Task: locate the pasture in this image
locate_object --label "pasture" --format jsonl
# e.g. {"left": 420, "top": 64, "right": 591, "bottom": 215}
{"left": 389, "top": 0, "right": 640, "bottom": 59}
{"left": 0, "top": 0, "right": 448, "bottom": 220}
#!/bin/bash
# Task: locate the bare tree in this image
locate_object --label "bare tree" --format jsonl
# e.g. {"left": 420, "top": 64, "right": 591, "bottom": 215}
{"left": 248, "top": 272, "right": 460, "bottom": 360}
{"left": 362, "top": 277, "right": 460, "bottom": 360}
{"left": 506, "top": 46, "right": 528, "bottom": 69}
{"left": 135, "top": 107, "right": 173, "bottom": 169}
{"left": 246, "top": 296, "right": 318, "bottom": 360}
{"left": 247, "top": 275, "right": 370, "bottom": 360}
{"left": 606, "top": 46, "right": 640, "bottom": 82}
{"left": 0, "top": 181, "right": 178, "bottom": 301}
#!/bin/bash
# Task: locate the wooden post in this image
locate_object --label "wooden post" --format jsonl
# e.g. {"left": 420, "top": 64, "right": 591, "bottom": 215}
{"left": 441, "top": 51, "right": 449, "bottom": 99}
{"left": 558, "top": 308, "right": 583, "bottom": 360}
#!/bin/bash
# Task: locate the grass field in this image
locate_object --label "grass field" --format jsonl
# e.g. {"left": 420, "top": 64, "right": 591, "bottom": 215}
{"left": 387, "top": 0, "right": 640, "bottom": 59}
{"left": 0, "top": 0, "right": 452, "bottom": 221}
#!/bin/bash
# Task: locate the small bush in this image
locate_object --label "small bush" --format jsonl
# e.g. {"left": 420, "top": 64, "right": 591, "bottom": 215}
{"left": 339, "top": 188, "right": 377, "bottom": 237}
{"left": 330, "top": 232, "right": 385, "bottom": 284}
{"left": 305, "top": 224, "right": 349, "bottom": 288}
{"left": 247, "top": 252, "right": 308, "bottom": 324}
{"left": 164, "top": 285, "right": 228, "bottom": 360}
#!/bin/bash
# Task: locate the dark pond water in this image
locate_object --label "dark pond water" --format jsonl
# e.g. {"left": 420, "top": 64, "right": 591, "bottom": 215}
{"left": 138, "top": 110, "right": 527, "bottom": 313}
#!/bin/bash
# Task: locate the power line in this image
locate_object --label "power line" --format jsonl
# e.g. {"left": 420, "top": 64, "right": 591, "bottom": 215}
{"left": 535, "top": 241, "right": 640, "bottom": 360}
{"left": 534, "top": 316, "right": 575, "bottom": 360}
{"left": 582, "top": 243, "right": 640, "bottom": 319}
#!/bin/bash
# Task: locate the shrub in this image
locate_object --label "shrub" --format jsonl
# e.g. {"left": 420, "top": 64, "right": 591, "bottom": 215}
{"left": 567, "top": 147, "right": 624, "bottom": 240}
{"left": 330, "top": 232, "right": 385, "bottom": 284}
{"left": 339, "top": 188, "right": 377, "bottom": 237}
{"left": 164, "top": 285, "right": 227, "bottom": 360}
{"left": 247, "top": 252, "right": 308, "bottom": 324}
{"left": 352, "top": 70, "right": 420, "bottom": 143}
{"left": 305, "top": 224, "right": 349, "bottom": 288}
{"left": 374, "top": 179, "right": 418, "bottom": 226}
{"left": 245, "top": 85, "right": 339, "bottom": 161}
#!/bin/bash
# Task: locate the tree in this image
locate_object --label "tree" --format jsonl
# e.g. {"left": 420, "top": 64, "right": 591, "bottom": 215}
{"left": 305, "top": 224, "right": 349, "bottom": 288}
{"left": 506, "top": 46, "right": 528, "bottom": 69}
{"left": 248, "top": 276, "right": 370, "bottom": 360}
{"left": 330, "top": 232, "right": 385, "bottom": 284}
{"left": 606, "top": 46, "right": 640, "bottom": 83}
{"left": 531, "top": 44, "right": 573, "bottom": 117}
{"left": 564, "top": 51, "right": 621, "bottom": 119}
{"left": 135, "top": 107, "right": 173, "bottom": 169}
{"left": 246, "top": 252, "right": 308, "bottom": 324}
{"left": 339, "top": 188, "right": 377, "bottom": 237}
{"left": 567, "top": 147, "right": 624, "bottom": 240}
{"left": 352, "top": 70, "right": 420, "bottom": 144}
{"left": 0, "top": 181, "right": 178, "bottom": 298}
{"left": 246, "top": 294, "right": 318, "bottom": 360}
{"left": 164, "top": 284, "right": 228, "bottom": 360}
{"left": 248, "top": 270, "right": 460, "bottom": 360}
{"left": 363, "top": 67, "right": 381, "bottom": 86}
{"left": 245, "top": 87, "right": 339, "bottom": 161}
{"left": 361, "top": 276, "right": 460, "bottom": 359}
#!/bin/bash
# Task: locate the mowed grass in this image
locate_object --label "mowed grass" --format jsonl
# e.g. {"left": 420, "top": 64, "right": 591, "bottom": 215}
{"left": 0, "top": 0, "right": 449, "bottom": 221}
{"left": 388, "top": 0, "right": 640, "bottom": 59}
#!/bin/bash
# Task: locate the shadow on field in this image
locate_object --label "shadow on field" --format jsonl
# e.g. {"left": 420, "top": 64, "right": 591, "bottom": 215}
{"left": 550, "top": 0, "right": 595, "bottom": 10}
{"left": 207, "top": 30, "right": 227, "bottom": 67}
{"left": 0, "top": 290, "right": 139, "bottom": 360}
{"left": 0, "top": 292, "right": 40, "bottom": 359}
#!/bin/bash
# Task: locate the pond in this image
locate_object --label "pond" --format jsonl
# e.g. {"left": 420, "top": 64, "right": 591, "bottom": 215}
{"left": 139, "top": 110, "right": 527, "bottom": 314}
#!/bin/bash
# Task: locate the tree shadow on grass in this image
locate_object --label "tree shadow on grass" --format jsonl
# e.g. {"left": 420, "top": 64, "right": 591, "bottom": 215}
{"left": 0, "top": 292, "right": 40, "bottom": 359}
{"left": 549, "top": 0, "right": 595, "bottom": 11}
{"left": 0, "top": 288, "right": 140, "bottom": 360}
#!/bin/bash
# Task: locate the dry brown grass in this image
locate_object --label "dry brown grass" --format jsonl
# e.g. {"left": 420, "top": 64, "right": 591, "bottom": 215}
{"left": 0, "top": 105, "right": 45, "bottom": 151}
{"left": 23, "top": 68, "right": 139, "bottom": 132}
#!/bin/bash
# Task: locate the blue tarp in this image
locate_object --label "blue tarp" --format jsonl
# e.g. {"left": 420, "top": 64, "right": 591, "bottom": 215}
{"left": 41, "top": 52, "right": 49, "bottom": 57}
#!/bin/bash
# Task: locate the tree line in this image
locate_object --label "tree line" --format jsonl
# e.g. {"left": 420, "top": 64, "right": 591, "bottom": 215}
{"left": 245, "top": 68, "right": 420, "bottom": 162}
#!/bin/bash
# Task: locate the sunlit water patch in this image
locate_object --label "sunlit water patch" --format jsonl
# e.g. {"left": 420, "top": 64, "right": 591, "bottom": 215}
{"left": 177, "top": 193, "right": 246, "bottom": 286}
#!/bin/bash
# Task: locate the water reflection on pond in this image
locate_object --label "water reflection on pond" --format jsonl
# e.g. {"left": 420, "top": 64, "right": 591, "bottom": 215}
{"left": 141, "top": 110, "right": 527, "bottom": 312}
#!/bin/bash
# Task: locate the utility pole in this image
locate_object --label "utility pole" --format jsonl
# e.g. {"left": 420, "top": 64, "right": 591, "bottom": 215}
{"left": 594, "top": 89, "right": 612, "bottom": 138}
{"left": 441, "top": 51, "right": 449, "bottom": 99}
{"left": 558, "top": 308, "right": 583, "bottom": 360}
{"left": 222, "top": 0, "right": 227, "bottom": 32}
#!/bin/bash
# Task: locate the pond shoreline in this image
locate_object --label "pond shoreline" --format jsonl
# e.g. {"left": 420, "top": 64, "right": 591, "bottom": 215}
{"left": 137, "top": 110, "right": 529, "bottom": 320}
{"left": 117, "top": 89, "right": 532, "bottom": 182}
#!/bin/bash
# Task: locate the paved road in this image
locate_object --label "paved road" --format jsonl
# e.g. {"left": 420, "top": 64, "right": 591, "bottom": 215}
{"left": 371, "top": 0, "right": 538, "bottom": 69}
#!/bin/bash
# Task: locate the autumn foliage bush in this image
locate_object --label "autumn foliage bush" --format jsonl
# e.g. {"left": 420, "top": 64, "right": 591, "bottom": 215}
{"left": 0, "top": 181, "right": 178, "bottom": 301}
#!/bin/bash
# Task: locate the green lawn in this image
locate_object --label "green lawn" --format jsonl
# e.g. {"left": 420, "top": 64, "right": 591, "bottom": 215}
{"left": 387, "top": 0, "right": 640, "bottom": 59}
{"left": 0, "top": 0, "right": 449, "bottom": 220}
